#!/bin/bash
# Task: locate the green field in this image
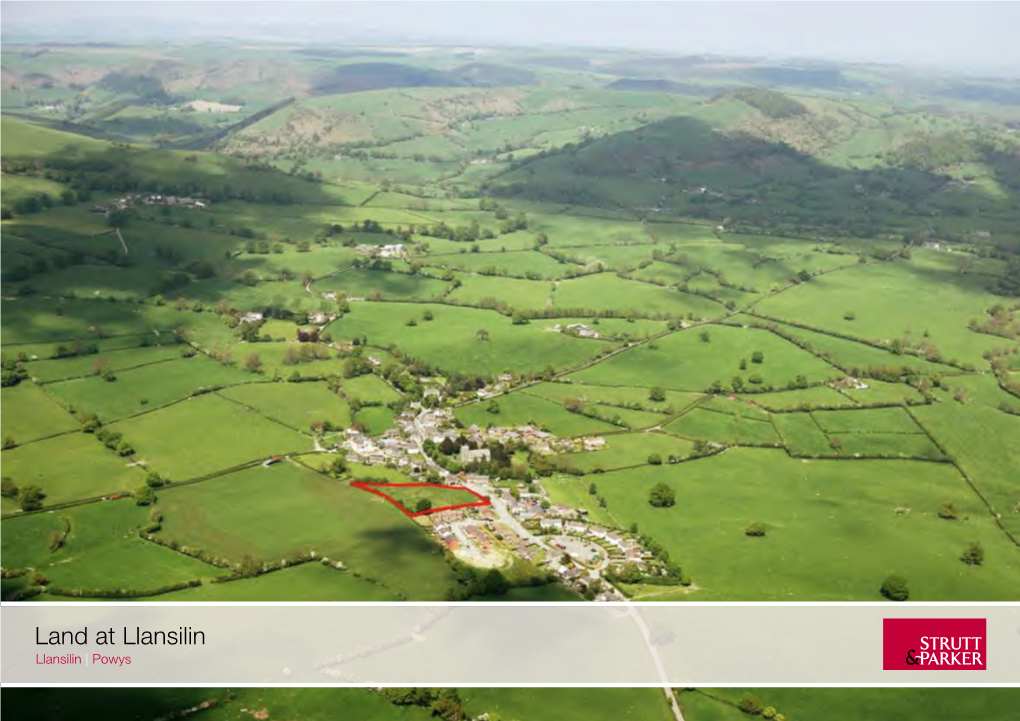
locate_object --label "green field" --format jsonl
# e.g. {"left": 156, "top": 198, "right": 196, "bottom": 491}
{"left": 327, "top": 302, "right": 613, "bottom": 376}
{"left": 556, "top": 431, "right": 696, "bottom": 473}
{"left": 153, "top": 462, "right": 457, "bottom": 599}
{"left": 571, "top": 324, "right": 840, "bottom": 392}
{"left": 665, "top": 408, "right": 781, "bottom": 446}
{"left": 0, "top": 431, "right": 148, "bottom": 506}
{"left": 316, "top": 268, "right": 451, "bottom": 300}
{"left": 548, "top": 448, "right": 1020, "bottom": 601}
{"left": 554, "top": 273, "right": 723, "bottom": 317}
{"left": 456, "top": 390, "right": 616, "bottom": 437}
{"left": 111, "top": 394, "right": 310, "bottom": 480}
{"left": 753, "top": 261, "right": 1005, "bottom": 367}
{"left": 5, "top": 687, "right": 680, "bottom": 721}
{"left": 218, "top": 381, "right": 352, "bottom": 433}
{"left": 463, "top": 688, "right": 675, "bottom": 721}
{"left": 0, "top": 383, "right": 80, "bottom": 443}
{"left": 679, "top": 688, "right": 1020, "bottom": 721}
{"left": 3, "top": 687, "right": 1015, "bottom": 721}
{"left": 23, "top": 343, "right": 185, "bottom": 383}
{"left": 44, "top": 355, "right": 259, "bottom": 421}
{"left": 1, "top": 500, "right": 216, "bottom": 592}
{"left": 448, "top": 274, "right": 554, "bottom": 310}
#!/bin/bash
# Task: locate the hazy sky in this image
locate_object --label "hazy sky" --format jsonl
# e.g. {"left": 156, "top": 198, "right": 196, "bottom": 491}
{"left": 3, "top": 1, "right": 1018, "bottom": 75}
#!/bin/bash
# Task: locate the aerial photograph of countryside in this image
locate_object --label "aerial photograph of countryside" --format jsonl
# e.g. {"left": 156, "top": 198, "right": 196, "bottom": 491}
{"left": 1, "top": 2, "right": 1019, "bottom": 603}
{"left": 5, "top": 687, "right": 1019, "bottom": 721}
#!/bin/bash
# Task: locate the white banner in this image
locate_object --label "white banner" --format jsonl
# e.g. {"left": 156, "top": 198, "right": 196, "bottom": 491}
{"left": 3, "top": 604, "right": 1018, "bottom": 684}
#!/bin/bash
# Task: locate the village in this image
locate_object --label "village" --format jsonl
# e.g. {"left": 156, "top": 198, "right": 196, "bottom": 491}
{"left": 332, "top": 399, "right": 659, "bottom": 601}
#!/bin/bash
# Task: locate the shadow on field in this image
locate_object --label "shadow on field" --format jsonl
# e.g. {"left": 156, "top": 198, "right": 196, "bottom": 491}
{"left": 355, "top": 523, "right": 447, "bottom": 566}
{"left": 3, "top": 688, "right": 221, "bottom": 721}
{"left": 487, "top": 115, "right": 1020, "bottom": 252}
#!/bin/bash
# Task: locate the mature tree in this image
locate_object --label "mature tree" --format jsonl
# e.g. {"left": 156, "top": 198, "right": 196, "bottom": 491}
{"left": 745, "top": 522, "right": 767, "bottom": 537}
{"left": 415, "top": 498, "right": 433, "bottom": 513}
{"left": 648, "top": 386, "right": 666, "bottom": 402}
{"left": 238, "top": 553, "right": 262, "bottom": 578}
{"left": 699, "top": 330, "right": 711, "bottom": 343}
{"left": 738, "top": 693, "right": 764, "bottom": 715}
{"left": 476, "top": 329, "right": 490, "bottom": 341}
{"left": 17, "top": 485, "right": 45, "bottom": 511}
{"left": 588, "top": 482, "right": 598, "bottom": 496}
{"left": 648, "top": 482, "right": 675, "bottom": 508}
{"left": 486, "top": 399, "right": 501, "bottom": 414}
{"left": 961, "top": 542, "right": 984, "bottom": 566}
{"left": 245, "top": 353, "right": 263, "bottom": 373}
{"left": 135, "top": 486, "right": 156, "bottom": 506}
{"left": 78, "top": 412, "right": 102, "bottom": 433}
{"left": 2, "top": 435, "right": 16, "bottom": 450}
{"left": 880, "top": 574, "right": 910, "bottom": 601}
{"left": 325, "top": 456, "right": 347, "bottom": 478}
{"left": 616, "top": 562, "right": 643, "bottom": 584}
{"left": 647, "top": 453, "right": 663, "bottom": 465}
{"left": 751, "top": 351, "right": 764, "bottom": 364}
{"left": 1, "top": 477, "right": 18, "bottom": 498}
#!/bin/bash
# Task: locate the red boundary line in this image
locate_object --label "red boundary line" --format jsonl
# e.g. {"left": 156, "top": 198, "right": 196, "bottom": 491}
{"left": 350, "top": 481, "right": 491, "bottom": 518}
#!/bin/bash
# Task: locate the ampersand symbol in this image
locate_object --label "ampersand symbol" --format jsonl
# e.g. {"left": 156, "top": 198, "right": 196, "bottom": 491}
{"left": 905, "top": 649, "right": 920, "bottom": 666}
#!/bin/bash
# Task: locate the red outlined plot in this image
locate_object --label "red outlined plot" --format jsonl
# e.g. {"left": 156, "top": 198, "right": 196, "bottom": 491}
{"left": 351, "top": 481, "right": 491, "bottom": 518}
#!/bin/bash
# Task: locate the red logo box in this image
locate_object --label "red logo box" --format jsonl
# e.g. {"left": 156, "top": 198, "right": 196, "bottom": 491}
{"left": 883, "top": 618, "right": 986, "bottom": 670}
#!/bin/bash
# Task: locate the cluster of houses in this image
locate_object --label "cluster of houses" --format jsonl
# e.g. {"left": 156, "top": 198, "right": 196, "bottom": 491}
{"left": 356, "top": 243, "right": 407, "bottom": 259}
{"left": 335, "top": 397, "right": 647, "bottom": 597}
{"left": 463, "top": 422, "right": 584, "bottom": 456}
{"left": 91, "top": 193, "right": 207, "bottom": 216}
{"left": 535, "top": 517, "right": 647, "bottom": 565}
{"left": 833, "top": 376, "right": 870, "bottom": 391}
{"left": 237, "top": 309, "right": 336, "bottom": 331}
{"left": 552, "top": 323, "right": 602, "bottom": 339}
{"left": 342, "top": 427, "right": 423, "bottom": 470}
{"left": 474, "top": 372, "right": 516, "bottom": 399}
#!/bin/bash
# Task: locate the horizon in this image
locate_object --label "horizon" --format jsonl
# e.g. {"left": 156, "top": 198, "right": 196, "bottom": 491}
{"left": 1, "top": 1, "right": 1018, "bottom": 78}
